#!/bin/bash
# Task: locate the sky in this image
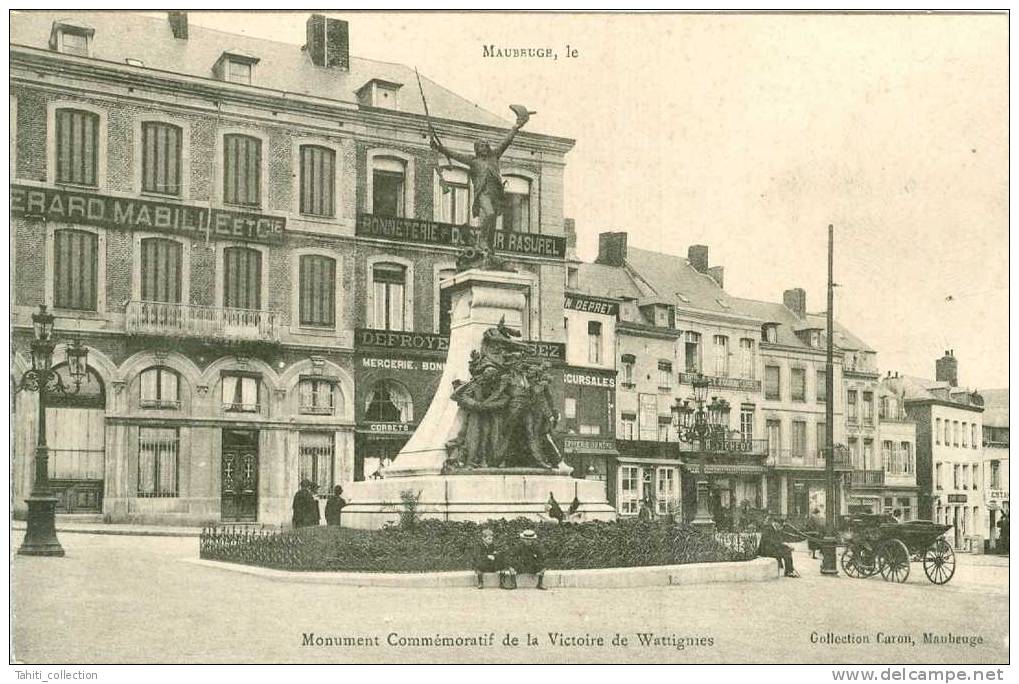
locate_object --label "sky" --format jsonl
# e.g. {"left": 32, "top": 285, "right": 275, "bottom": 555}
{"left": 173, "top": 11, "right": 1007, "bottom": 389}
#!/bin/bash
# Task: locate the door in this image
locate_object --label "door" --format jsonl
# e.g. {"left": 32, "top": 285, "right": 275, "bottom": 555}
{"left": 46, "top": 366, "right": 106, "bottom": 514}
{"left": 221, "top": 429, "right": 259, "bottom": 522}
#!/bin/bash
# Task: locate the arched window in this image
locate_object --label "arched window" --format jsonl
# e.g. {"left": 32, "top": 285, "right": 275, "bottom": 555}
{"left": 55, "top": 108, "right": 100, "bottom": 186}
{"left": 46, "top": 365, "right": 105, "bottom": 409}
{"left": 372, "top": 156, "right": 406, "bottom": 217}
{"left": 364, "top": 380, "right": 413, "bottom": 423}
{"left": 372, "top": 262, "right": 406, "bottom": 331}
{"left": 439, "top": 167, "right": 470, "bottom": 224}
{"left": 139, "top": 366, "right": 181, "bottom": 409}
{"left": 298, "top": 377, "right": 343, "bottom": 416}
{"left": 45, "top": 365, "right": 105, "bottom": 492}
{"left": 502, "top": 175, "right": 531, "bottom": 232}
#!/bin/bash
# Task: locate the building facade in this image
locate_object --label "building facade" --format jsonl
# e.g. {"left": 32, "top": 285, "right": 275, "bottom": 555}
{"left": 11, "top": 11, "right": 573, "bottom": 525}
{"left": 979, "top": 388, "right": 1008, "bottom": 551}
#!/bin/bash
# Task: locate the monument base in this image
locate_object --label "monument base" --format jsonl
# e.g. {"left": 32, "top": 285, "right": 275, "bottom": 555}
{"left": 341, "top": 474, "right": 616, "bottom": 530}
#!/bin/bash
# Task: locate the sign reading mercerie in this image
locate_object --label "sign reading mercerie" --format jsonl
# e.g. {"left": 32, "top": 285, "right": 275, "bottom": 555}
{"left": 10, "top": 184, "right": 285, "bottom": 244}
{"left": 356, "top": 213, "right": 565, "bottom": 259}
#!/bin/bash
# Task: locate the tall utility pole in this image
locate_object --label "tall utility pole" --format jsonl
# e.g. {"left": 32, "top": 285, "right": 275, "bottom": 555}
{"left": 820, "top": 224, "right": 839, "bottom": 575}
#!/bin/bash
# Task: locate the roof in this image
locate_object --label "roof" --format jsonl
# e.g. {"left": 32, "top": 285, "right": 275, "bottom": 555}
{"left": 10, "top": 11, "right": 512, "bottom": 130}
{"left": 980, "top": 388, "right": 1008, "bottom": 428}
{"left": 571, "top": 262, "right": 642, "bottom": 300}
{"left": 623, "top": 246, "right": 741, "bottom": 315}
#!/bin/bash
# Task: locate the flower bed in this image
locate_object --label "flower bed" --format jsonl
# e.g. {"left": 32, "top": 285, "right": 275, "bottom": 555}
{"left": 199, "top": 518, "right": 758, "bottom": 572}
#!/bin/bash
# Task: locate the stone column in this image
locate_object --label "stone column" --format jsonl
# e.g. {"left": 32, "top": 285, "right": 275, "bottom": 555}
{"left": 779, "top": 474, "right": 789, "bottom": 516}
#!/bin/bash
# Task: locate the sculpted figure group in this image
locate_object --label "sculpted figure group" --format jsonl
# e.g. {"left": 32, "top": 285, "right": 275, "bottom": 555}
{"left": 445, "top": 321, "right": 562, "bottom": 471}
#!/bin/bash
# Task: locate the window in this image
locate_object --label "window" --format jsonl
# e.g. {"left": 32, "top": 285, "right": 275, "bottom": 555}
{"left": 935, "top": 463, "right": 942, "bottom": 489}
{"left": 684, "top": 332, "right": 701, "bottom": 373}
{"left": 816, "top": 370, "right": 827, "bottom": 403}
{"left": 579, "top": 424, "right": 601, "bottom": 436}
{"left": 862, "top": 392, "right": 873, "bottom": 424}
{"left": 944, "top": 420, "right": 951, "bottom": 446}
{"left": 588, "top": 321, "right": 603, "bottom": 364}
{"left": 372, "top": 262, "right": 406, "bottom": 331}
{"left": 564, "top": 397, "right": 577, "bottom": 420}
{"left": 791, "top": 421, "right": 807, "bottom": 458}
{"left": 767, "top": 420, "right": 781, "bottom": 458}
{"left": 299, "top": 145, "right": 336, "bottom": 217}
{"left": 620, "top": 466, "right": 640, "bottom": 515}
{"left": 55, "top": 108, "right": 100, "bottom": 186}
{"left": 936, "top": 418, "right": 942, "bottom": 444}
{"left": 962, "top": 422, "right": 968, "bottom": 447}
{"left": 863, "top": 439, "right": 874, "bottom": 469}
{"left": 817, "top": 422, "right": 828, "bottom": 458}
{"left": 437, "top": 268, "right": 456, "bottom": 335}
{"left": 139, "top": 367, "right": 180, "bottom": 409}
{"left": 365, "top": 381, "right": 412, "bottom": 422}
{"left": 56, "top": 29, "right": 91, "bottom": 57}
{"left": 227, "top": 59, "right": 252, "bottom": 84}
{"left": 137, "top": 427, "right": 179, "bottom": 497}
{"left": 740, "top": 407, "right": 754, "bottom": 441}
{"left": 620, "top": 416, "right": 635, "bottom": 440}
{"left": 299, "top": 432, "right": 334, "bottom": 496}
{"left": 972, "top": 424, "right": 978, "bottom": 449}
{"left": 440, "top": 167, "right": 470, "bottom": 224}
{"left": 790, "top": 368, "right": 806, "bottom": 402}
{"left": 879, "top": 396, "right": 889, "bottom": 420}
{"left": 972, "top": 465, "right": 979, "bottom": 490}
{"left": 141, "top": 122, "right": 183, "bottom": 195}
{"left": 222, "top": 374, "right": 260, "bottom": 412}
{"left": 848, "top": 437, "right": 860, "bottom": 468}
{"left": 953, "top": 421, "right": 960, "bottom": 446}
{"left": 739, "top": 339, "right": 755, "bottom": 379}
{"left": 223, "top": 134, "right": 261, "bottom": 207}
{"left": 140, "top": 238, "right": 183, "bottom": 303}
{"left": 765, "top": 365, "right": 781, "bottom": 400}
{"left": 657, "top": 361, "right": 672, "bottom": 390}
{"left": 990, "top": 460, "right": 1000, "bottom": 488}
{"left": 621, "top": 355, "right": 635, "bottom": 387}
{"left": 899, "top": 497, "right": 913, "bottom": 522}
{"left": 373, "top": 157, "right": 405, "bottom": 217}
{"left": 882, "top": 440, "right": 894, "bottom": 472}
{"left": 502, "top": 175, "right": 531, "bottom": 232}
{"left": 962, "top": 464, "right": 969, "bottom": 490}
{"left": 657, "top": 421, "right": 672, "bottom": 442}
{"left": 953, "top": 464, "right": 961, "bottom": 489}
{"left": 299, "top": 255, "right": 336, "bottom": 327}
{"left": 762, "top": 324, "right": 778, "bottom": 343}
{"left": 713, "top": 335, "right": 728, "bottom": 376}
{"left": 847, "top": 390, "right": 858, "bottom": 422}
{"left": 901, "top": 442, "right": 913, "bottom": 475}
{"left": 223, "top": 247, "right": 262, "bottom": 310}
{"left": 299, "top": 378, "right": 337, "bottom": 416}
{"left": 53, "top": 229, "right": 99, "bottom": 311}
{"left": 656, "top": 468, "right": 675, "bottom": 516}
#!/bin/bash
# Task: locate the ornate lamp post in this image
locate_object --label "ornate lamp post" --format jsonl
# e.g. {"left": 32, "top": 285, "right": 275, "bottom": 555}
{"left": 17, "top": 305, "right": 89, "bottom": 557}
{"left": 675, "top": 373, "right": 730, "bottom": 533}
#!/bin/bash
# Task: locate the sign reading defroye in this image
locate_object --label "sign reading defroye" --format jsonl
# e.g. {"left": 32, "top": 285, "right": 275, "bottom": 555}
{"left": 10, "top": 184, "right": 285, "bottom": 244}
{"left": 355, "top": 328, "right": 564, "bottom": 362}
{"left": 356, "top": 213, "right": 565, "bottom": 259}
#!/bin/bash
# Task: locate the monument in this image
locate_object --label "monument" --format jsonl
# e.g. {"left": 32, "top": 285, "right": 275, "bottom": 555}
{"left": 342, "top": 104, "right": 615, "bottom": 528}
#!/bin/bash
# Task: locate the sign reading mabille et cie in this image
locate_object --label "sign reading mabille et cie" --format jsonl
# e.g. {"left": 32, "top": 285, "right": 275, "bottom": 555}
{"left": 10, "top": 184, "right": 286, "bottom": 244}
{"left": 356, "top": 213, "right": 566, "bottom": 259}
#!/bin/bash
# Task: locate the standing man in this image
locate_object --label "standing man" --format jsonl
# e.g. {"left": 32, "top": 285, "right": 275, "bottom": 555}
{"left": 292, "top": 479, "right": 320, "bottom": 529}
{"left": 324, "top": 485, "right": 347, "bottom": 527}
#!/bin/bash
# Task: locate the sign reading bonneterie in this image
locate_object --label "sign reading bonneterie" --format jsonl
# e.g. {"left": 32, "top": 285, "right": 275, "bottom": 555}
{"left": 356, "top": 213, "right": 566, "bottom": 259}
{"left": 10, "top": 184, "right": 285, "bottom": 244}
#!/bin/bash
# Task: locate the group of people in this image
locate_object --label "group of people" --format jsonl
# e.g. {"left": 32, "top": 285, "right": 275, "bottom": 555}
{"left": 291, "top": 480, "right": 348, "bottom": 529}
{"left": 472, "top": 527, "right": 547, "bottom": 590}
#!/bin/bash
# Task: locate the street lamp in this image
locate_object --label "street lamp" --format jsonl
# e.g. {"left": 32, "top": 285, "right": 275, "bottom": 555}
{"left": 675, "top": 373, "right": 730, "bottom": 533}
{"left": 17, "top": 305, "right": 89, "bottom": 557}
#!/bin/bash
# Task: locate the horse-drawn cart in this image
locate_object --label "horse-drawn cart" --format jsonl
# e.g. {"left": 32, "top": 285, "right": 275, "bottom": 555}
{"left": 839, "top": 514, "right": 956, "bottom": 585}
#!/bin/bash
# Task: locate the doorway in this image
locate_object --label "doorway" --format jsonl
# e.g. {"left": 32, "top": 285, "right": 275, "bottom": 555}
{"left": 221, "top": 429, "right": 259, "bottom": 522}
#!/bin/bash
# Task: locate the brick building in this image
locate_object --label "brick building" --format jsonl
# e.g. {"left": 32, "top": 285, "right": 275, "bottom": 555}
{"left": 10, "top": 11, "right": 573, "bottom": 525}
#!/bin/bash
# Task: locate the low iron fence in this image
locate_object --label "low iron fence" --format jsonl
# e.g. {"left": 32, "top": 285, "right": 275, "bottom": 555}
{"left": 199, "top": 525, "right": 303, "bottom": 569}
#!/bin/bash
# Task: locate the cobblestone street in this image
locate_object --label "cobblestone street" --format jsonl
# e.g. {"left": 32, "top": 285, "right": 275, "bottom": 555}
{"left": 11, "top": 532, "right": 1008, "bottom": 664}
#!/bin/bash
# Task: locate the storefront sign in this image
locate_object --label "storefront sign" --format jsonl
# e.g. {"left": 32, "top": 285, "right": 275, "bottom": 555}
{"left": 356, "top": 213, "right": 566, "bottom": 259}
{"left": 360, "top": 356, "right": 446, "bottom": 372}
{"left": 697, "top": 463, "right": 767, "bottom": 475}
{"left": 563, "top": 370, "right": 616, "bottom": 388}
{"left": 10, "top": 184, "right": 285, "bottom": 243}
{"left": 563, "top": 437, "right": 618, "bottom": 455}
{"left": 989, "top": 489, "right": 1008, "bottom": 500}
{"left": 355, "top": 328, "right": 450, "bottom": 354}
{"left": 364, "top": 422, "right": 412, "bottom": 434}
{"left": 564, "top": 294, "right": 619, "bottom": 317}
{"left": 947, "top": 494, "right": 968, "bottom": 503}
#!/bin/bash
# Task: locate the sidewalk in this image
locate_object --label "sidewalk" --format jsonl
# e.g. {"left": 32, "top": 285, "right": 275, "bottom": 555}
{"left": 11, "top": 520, "right": 205, "bottom": 538}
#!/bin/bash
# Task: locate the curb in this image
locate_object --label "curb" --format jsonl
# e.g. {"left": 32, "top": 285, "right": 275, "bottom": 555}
{"left": 182, "top": 556, "right": 779, "bottom": 589}
{"left": 11, "top": 523, "right": 202, "bottom": 538}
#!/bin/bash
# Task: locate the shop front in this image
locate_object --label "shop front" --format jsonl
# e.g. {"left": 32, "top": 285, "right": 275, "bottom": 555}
{"left": 613, "top": 441, "right": 683, "bottom": 518}
{"left": 681, "top": 461, "right": 766, "bottom": 528}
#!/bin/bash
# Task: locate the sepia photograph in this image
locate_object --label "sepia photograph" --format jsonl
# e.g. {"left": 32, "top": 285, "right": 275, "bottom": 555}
{"left": 8, "top": 9, "right": 1009, "bottom": 669}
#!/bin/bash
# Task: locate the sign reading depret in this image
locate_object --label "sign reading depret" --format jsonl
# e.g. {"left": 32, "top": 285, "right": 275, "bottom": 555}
{"left": 564, "top": 294, "right": 619, "bottom": 317}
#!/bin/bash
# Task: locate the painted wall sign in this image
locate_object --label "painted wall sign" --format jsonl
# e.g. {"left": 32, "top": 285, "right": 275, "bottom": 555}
{"left": 10, "top": 184, "right": 285, "bottom": 243}
{"left": 563, "top": 370, "right": 616, "bottom": 388}
{"left": 359, "top": 356, "right": 446, "bottom": 373}
{"left": 355, "top": 328, "right": 450, "bottom": 354}
{"left": 947, "top": 494, "right": 968, "bottom": 503}
{"left": 364, "top": 422, "right": 412, "bottom": 434}
{"left": 356, "top": 213, "right": 565, "bottom": 259}
{"left": 564, "top": 295, "right": 619, "bottom": 317}
{"left": 563, "top": 437, "right": 618, "bottom": 454}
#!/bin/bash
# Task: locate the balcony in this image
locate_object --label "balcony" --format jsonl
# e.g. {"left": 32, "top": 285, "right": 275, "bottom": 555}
{"left": 767, "top": 446, "right": 852, "bottom": 470}
{"left": 126, "top": 301, "right": 282, "bottom": 343}
{"left": 851, "top": 470, "right": 885, "bottom": 488}
{"left": 678, "top": 372, "right": 761, "bottom": 393}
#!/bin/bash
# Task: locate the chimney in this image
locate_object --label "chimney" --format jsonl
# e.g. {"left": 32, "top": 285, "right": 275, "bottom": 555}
{"left": 783, "top": 288, "right": 807, "bottom": 318}
{"left": 596, "top": 232, "right": 627, "bottom": 267}
{"left": 688, "top": 245, "right": 709, "bottom": 274}
{"left": 935, "top": 349, "right": 958, "bottom": 387}
{"left": 564, "top": 218, "right": 577, "bottom": 250}
{"left": 168, "top": 11, "right": 188, "bottom": 40}
{"left": 707, "top": 265, "right": 724, "bottom": 289}
{"left": 306, "top": 14, "right": 349, "bottom": 69}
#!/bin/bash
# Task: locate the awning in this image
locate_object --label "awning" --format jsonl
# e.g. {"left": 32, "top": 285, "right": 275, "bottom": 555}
{"left": 617, "top": 456, "right": 685, "bottom": 467}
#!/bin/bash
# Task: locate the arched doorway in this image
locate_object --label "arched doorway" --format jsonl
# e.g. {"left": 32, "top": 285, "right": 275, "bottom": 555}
{"left": 46, "top": 364, "right": 106, "bottom": 513}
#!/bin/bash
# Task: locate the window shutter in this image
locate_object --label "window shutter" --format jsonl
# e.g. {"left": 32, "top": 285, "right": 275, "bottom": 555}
{"left": 223, "top": 247, "right": 262, "bottom": 309}
{"left": 140, "top": 238, "right": 182, "bottom": 303}
{"left": 223, "top": 134, "right": 261, "bottom": 206}
{"left": 300, "top": 145, "right": 335, "bottom": 217}
{"left": 55, "top": 109, "right": 99, "bottom": 186}
{"left": 53, "top": 229, "right": 98, "bottom": 311}
{"left": 299, "top": 254, "right": 336, "bottom": 326}
{"left": 142, "top": 122, "right": 182, "bottom": 195}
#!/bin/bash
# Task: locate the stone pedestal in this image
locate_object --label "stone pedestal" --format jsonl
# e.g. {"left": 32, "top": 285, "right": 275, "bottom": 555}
{"left": 18, "top": 496, "right": 65, "bottom": 557}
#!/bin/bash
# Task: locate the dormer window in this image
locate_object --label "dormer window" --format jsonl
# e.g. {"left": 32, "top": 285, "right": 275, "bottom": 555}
{"left": 215, "top": 50, "right": 260, "bottom": 85}
{"left": 50, "top": 20, "right": 94, "bottom": 57}
{"left": 762, "top": 323, "right": 778, "bottom": 344}
{"left": 356, "top": 79, "right": 403, "bottom": 111}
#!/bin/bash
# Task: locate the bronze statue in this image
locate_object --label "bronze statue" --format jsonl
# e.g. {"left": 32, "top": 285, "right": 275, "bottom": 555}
{"left": 429, "top": 106, "right": 534, "bottom": 271}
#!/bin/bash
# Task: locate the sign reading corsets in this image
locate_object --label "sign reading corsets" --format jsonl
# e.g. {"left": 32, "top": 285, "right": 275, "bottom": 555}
{"left": 10, "top": 184, "right": 285, "bottom": 244}
{"left": 356, "top": 213, "right": 566, "bottom": 259}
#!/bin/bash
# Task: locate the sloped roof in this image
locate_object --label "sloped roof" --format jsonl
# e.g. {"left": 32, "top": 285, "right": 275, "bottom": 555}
{"left": 10, "top": 11, "right": 512, "bottom": 130}
{"left": 572, "top": 262, "right": 642, "bottom": 300}
{"left": 979, "top": 388, "right": 1008, "bottom": 428}
{"left": 623, "top": 246, "right": 740, "bottom": 314}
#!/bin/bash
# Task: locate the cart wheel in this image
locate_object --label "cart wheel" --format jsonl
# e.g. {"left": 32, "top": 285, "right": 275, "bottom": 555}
{"left": 841, "top": 544, "right": 876, "bottom": 578}
{"left": 922, "top": 538, "right": 956, "bottom": 585}
{"left": 878, "top": 539, "right": 910, "bottom": 583}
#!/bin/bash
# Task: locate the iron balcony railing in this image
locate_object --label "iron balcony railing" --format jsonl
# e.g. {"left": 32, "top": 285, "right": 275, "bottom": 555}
{"left": 126, "top": 301, "right": 282, "bottom": 343}
{"left": 851, "top": 470, "right": 885, "bottom": 487}
{"left": 677, "top": 372, "right": 762, "bottom": 393}
{"left": 767, "top": 446, "right": 852, "bottom": 470}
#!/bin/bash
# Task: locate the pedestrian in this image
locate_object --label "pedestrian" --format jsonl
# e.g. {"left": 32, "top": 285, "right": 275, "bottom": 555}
{"left": 759, "top": 515, "right": 799, "bottom": 578}
{"left": 324, "top": 485, "right": 347, "bottom": 527}
{"left": 806, "top": 508, "right": 824, "bottom": 559}
{"left": 472, "top": 526, "right": 503, "bottom": 589}
{"left": 291, "top": 479, "right": 320, "bottom": 529}
{"left": 501, "top": 529, "right": 547, "bottom": 590}
{"left": 997, "top": 512, "right": 1009, "bottom": 553}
